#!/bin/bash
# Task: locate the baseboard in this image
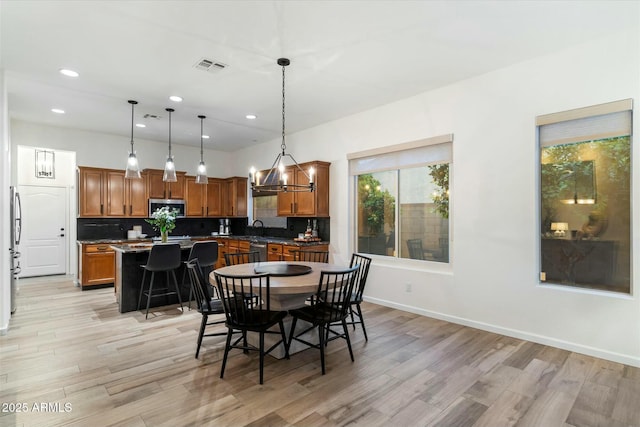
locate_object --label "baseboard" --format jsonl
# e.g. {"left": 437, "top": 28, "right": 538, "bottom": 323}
{"left": 0, "top": 322, "right": 8, "bottom": 336}
{"left": 364, "top": 296, "right": 640, "bottom": 368}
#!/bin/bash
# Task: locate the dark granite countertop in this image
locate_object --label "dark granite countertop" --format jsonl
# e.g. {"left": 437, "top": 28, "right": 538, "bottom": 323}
{"left": 80, "top": 235, "right": 328, "bottom": 246}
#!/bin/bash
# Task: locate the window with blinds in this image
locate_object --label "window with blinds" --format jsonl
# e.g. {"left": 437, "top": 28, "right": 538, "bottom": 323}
{"left": 348, "top": 134, "right": 452, "bottom": 262}
{"left": 537, "top": 99, "right": 632, "bottom": 293}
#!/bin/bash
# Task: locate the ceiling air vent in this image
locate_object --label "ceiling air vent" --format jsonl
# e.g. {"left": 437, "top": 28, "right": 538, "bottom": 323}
{"left": 194, "top": 57, "right": 227, "bottom": 73}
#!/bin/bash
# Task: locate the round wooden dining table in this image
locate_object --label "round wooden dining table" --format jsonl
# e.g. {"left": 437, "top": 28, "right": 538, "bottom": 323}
{"left": 209, "top": 261, "right": 349, "bottom": 358}
{"left": 209, "top": 261, "right": 348, "bottom": 311}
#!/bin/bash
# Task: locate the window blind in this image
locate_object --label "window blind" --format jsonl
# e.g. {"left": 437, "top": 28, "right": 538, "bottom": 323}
{"left": 348, "top": 134, "right": 453, "bottom": 176}
{"left": 537, "top": 99, "right": 632, "bottom": 147}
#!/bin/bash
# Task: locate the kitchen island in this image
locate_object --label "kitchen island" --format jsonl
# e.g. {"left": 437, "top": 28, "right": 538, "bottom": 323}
{"left": 110, "top": 236, "right": 330, "bottom": 314}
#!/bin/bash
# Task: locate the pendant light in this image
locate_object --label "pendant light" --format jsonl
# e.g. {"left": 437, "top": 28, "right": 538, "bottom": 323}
{"left": 195, "top": 115, "right": 208, "bottom": 184}
{"left": 124, "top": 100, "right": 141, "bottom": 179}
{"left": 163, "top": 107, "right": 177, "bottom": 182}
{"left": 249, "top": 58, "right": 314, "bottom": 193}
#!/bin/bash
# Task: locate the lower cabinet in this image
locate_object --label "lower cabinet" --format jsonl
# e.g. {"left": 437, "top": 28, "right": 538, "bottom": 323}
{"left": 79, "top": 244, "right": 115, "bottom": 289}
{"left": 267, "top": 243, "right": 328, "bottom": 261}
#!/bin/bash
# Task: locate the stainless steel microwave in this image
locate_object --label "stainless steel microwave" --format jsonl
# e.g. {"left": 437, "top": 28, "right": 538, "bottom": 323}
{"left": 148, "top": 199, "right": 186, "bottom": 218}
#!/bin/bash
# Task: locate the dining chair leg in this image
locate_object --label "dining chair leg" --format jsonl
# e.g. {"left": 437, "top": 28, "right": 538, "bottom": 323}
{"left": 195, "top": 314, "right": 207, "bottom": 359}
{"left": 278, "top": 320, "right": 289, "bottom": 359}
{"left": 318, "top": 324, "right": 326, "bottom": 375}
{"left": 286, "top": 317, "right": 298, "bottom": 355}
{"left": 355, "top": 303, "right": 368, "bottom": 341}
{"left": 220, "top": 328, "right": 233, "bottom": 379}
{"left": 259, "top": 331, "right": 265, "bottom": 385}
{"left": 342, "top": 319, "right": 354, "bottom": 362}
{"left": 349, "top": 305, "right": 356, "bottom": 330}
{"left": 144, "top": 272, "right": 156, "bottom": 319}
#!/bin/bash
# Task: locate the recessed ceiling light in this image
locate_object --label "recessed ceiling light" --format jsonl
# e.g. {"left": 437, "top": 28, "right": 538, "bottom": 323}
{"left": 51, "top": 108, "right": 65, "bottom": 114}
{"left": 169, "top": 95, "right": 183, "bottom": 102}
{"left": 202, "top": 135, "right": 210, "bottom": 139}
{"left": 246, "top": 114, "right": 257, "bottom": 120}
{"left": 136, "top": 123, "right": 146, "bottom": 128}
{"left": 59, "top": 68, "right": 79, "bottom": 77}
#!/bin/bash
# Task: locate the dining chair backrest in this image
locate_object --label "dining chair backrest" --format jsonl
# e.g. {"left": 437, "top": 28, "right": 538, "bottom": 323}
{"left": 349, "top": 253, "right": 372, "bottom": 303}
{"left": 291, "top": 250, "right": 329, "bottom": 263}
{"left": 188, "top": 241, "right": 219, "bottom": 269}
{"left": 314, "top": 265, "right": 359, "bottom": 323}
{"left": 214, "top": 271, "right": 272, "bottom": 326}
{"left": 186, "top": 258, "right": 217, "bottom": 312}
{"left": 145, "top": 243, "right": 181, "bottom": 271}
{"left": 224, "top": 250, "right": 261, "bottom": 265}
{"left": 406, "top": 238, "right": 425, "bottom": 260}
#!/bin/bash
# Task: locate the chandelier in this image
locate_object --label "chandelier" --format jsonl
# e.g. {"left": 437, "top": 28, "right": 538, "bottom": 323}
{"left": 250, "top": 58, "right": 314, "bottom": 193}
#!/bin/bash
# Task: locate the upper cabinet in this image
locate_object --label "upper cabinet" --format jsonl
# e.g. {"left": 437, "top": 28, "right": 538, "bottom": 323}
{"left": 78, "top": 166, "right": 247, "bottom": 218}
{"left": 223, "top": 177, "right": 248, "bottom": 217}
{"left": 146, "top": 169, "right": 186, "bottom": 199}
{"left": 185, "top": 176, "right": 207, "bottom": 217}
{"left": 78, "top": 167, "right": 147, "bottom": 218}
{"left": 277, "top": 161, "right": 330, "bottom": 217}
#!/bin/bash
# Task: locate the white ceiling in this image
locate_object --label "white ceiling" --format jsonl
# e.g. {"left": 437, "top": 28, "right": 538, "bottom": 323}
{"left": 2, "top": 1, "right": 637, "bottom": 152}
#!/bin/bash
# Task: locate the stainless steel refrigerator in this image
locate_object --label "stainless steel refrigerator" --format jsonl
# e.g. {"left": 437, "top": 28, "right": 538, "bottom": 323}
{"left": 9, "top": 186, "right": 21, "bottom": 314}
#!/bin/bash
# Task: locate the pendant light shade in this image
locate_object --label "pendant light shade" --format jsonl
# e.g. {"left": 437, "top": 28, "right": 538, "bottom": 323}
{"left": 195, "top": 115, "right": 208, "bottom": 184}
{"left": 124, "top": 100, "right": 141, "bottom": 179}
{"left": 163, "top": 108, "right": 177, "bottom": 182}
{"left": 249, "top": 58, "right": 314, "bottom": 194}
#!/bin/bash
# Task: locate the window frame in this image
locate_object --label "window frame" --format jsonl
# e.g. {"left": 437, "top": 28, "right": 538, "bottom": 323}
{"left": 536, "top": 99, "right": 633, "bottom": 294}
{"left": 348, "top": 134, "right": 453, "bottom": 270}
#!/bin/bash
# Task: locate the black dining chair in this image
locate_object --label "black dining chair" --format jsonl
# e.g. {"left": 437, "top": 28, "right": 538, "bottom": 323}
{"left": 290, "top": 250, "right": 329, "bottom": 263}
{"left": 344, "top": 253, "right": 373, "bottom": 340}
{"left": 186, "top": 258, "right": 227, "bottom": 358}
{"left": 224, "top": 250, "right": 261, "bottom": 265}
{"left": 182, "top": 241, "right": 218, "bottom": 309}
{"left": 286, "top": 265, "right": 359, "bottom": 375}
{"left": 214, "top": 271, "right": 289, "bottom": 384}
{"left": 137, "top": 243, "right": 182, "bottom": 319}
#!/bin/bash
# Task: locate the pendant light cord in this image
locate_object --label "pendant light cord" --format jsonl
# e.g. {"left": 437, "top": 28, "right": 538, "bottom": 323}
{"left": 166, "top": 108, "right": 174, "bottom": 157}
{"left": 200, "top": 116, "right": 204, "bottom": 160}
{"left": 129, "top": 101, "right": 135, "bottom": 152}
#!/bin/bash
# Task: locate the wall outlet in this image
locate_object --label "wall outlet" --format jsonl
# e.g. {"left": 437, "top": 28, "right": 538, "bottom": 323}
{"left": 405, "top": 283, "right": 412, "bottom": 292}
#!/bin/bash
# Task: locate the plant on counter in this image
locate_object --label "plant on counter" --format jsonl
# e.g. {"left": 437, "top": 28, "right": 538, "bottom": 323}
{"left": 146, "top": 207, "right": 179, "bottom": 242}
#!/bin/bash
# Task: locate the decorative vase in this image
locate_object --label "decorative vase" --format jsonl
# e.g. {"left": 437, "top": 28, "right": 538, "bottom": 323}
{"left": 161, "top": 230, "right": 168, "bottom": 243}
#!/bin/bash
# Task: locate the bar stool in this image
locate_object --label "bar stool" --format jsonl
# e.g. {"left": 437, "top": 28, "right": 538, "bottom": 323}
{"left": 137, "top": 243, "right": 183, "bottom": 319}
{"left": 182, "top": 241, "right": 219, "bottom": 309}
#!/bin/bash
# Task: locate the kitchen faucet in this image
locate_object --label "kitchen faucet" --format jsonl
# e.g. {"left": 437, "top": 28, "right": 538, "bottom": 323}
{"left": 251, "top": 219, "right": 264, "bottom": 236}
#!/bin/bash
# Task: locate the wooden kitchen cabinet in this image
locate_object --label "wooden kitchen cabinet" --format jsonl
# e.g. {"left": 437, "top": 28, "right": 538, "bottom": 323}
{"left": 79, "top": 167, "right": 105, "bottom": 217}
{"left": 222, "top": 177, "right": 248, "bottom": 217}
{"left": 79, "top": 243, "right": 115, "bottom": 289}
{"left": 185, "top": 176, "right": 207, "bottom": 216}
{"left": 146, "top": 169, "right": 186, "bottom": 199}
{"left": 267, "top": 243, "right": 328, "bottom": 261}
{"left": 78, "top": 167, "right": 147, "bottom": 217}
{"left": 206, "top": 178, "right": 223, "bottom": 217}
{"left": 277, "top": 161, "right": 330, "bottom": 217}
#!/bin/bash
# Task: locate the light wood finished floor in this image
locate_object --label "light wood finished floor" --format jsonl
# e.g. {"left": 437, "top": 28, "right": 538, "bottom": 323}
{"left": 1, "top": 276, "right": 639, "bottom": 427}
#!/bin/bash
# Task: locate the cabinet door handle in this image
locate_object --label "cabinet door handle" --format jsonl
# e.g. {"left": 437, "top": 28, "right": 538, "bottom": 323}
{"left": 97, "top": 246, "right": 108, "bottom": 251}
{"left": 100, "top": 204, "right": 103, "bottom": 214}
{"left": 201, "top": 207, "right": 204, "bottom": 216}
{"left": 290, "top": 203, "right": 293, "bottom": 213}
{"left": 206, "top": 207, "right": 208, "bottom": 216}
{"left": 129, "top": 205, "right": 132, "bottom": 215}
{"left": 123, "top": 205, "right": 126, "bottom": 215}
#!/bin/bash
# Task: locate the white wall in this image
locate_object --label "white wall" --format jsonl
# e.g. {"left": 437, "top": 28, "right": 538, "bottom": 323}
{"left": 234, "top": 28, "right": 640, "bottom": 366}
{"left": 10, "top": 121, "right": 235, "bottom": 176}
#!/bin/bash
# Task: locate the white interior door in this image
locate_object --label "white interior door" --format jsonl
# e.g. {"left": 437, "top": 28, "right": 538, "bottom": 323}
{"left": 18, "top": 185, "right": 67, "bottom": 277}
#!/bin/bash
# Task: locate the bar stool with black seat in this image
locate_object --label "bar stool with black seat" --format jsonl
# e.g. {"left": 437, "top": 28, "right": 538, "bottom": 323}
{"left": 290, "top": 250, "right": 329, "bottom": 263}
{"left": 286, "top": 265, "right": 359, "bottom": 375}
{"left": 214, "top": 270, "right": 289, "bottom": 384}
{"left": 182, "top": 241, "right": 218, "bottom": 309}
{"left": 224, "top": 250, "right": 261, "bottom": 265}
{"left": 186, "top": 258, "right": 228, "bottom": 358}
{"left": 137, "top": 243, "right": 183, "bottom": 319}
